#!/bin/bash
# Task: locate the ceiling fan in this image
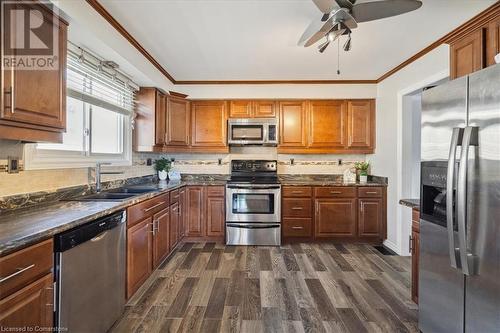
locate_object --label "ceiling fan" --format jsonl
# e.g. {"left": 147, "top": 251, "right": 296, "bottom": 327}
{"left": 299, "top": 0, "right": 423, "bottom": 57}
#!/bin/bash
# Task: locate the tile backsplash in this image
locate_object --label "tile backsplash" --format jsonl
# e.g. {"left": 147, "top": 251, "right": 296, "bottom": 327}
{"left": 0, "top": 141, "right": 366, "bottom": 197}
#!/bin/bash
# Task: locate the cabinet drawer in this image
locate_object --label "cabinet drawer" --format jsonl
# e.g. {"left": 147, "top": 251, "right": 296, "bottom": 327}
{"left": 0, "top": 239, "right": 53, "bottom": 299}
{"left": 128, "top": 193, "right": 170, "bottom": 227}
{"left": 314, "top": 187, "right": 356, "bottom": 198}
{"left": 206, "top": 185, "right": 225, "bottom": 197}
{"left": 282, "top": 186, "right": 312, "bottom": 198}
{"left": 282, "top": 198, "right": 312, "bottom": 217}
{"left": 283, "top": 218, "right": 312, "bottom": 237}
{"left": 170, "top": 189, "right": 180, "bottom": 205}
{"left": 358, "top": 187, "right": 382, "bottom": 198}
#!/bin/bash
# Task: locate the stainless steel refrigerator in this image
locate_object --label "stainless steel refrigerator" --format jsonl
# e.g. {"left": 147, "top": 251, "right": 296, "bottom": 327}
{"left": 419, "top": 64, "right": 500, "bottom": 333}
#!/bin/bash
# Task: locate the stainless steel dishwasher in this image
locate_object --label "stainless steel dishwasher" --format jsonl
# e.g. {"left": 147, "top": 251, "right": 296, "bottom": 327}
{"left": 54, "top": 210, "right": 126, "bottom": 333}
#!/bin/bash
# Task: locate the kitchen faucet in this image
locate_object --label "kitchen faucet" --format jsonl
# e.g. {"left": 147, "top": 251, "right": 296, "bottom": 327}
{"left": 93, "top": 162, "right": 124, "bottom": 192}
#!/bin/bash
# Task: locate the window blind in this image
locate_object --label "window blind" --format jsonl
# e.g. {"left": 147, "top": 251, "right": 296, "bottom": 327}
{"left": 67, "top": 42, "right": 138, "bottom": 116}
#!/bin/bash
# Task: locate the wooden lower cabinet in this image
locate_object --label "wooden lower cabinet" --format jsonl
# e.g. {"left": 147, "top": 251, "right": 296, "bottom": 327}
{"left": 186, "top": 186, "right": 205, "bottom": 237}
{"left": 206, "top": 195, "right": 225, "bottom": 237}
{"left": 170, "top": 202, "right": 180, "bottom": 249}
{"left": 358, "top": 198, "right": 383, "bottom": 237}
{"left": 411, "top": 208, "right": 420, "bottom": 304}
{"left": 0, "top": 273, "right": 53, "bottom": 329}
{"left": 127, "top": 217, "right": 153, "bottom": 298}
{"left": 152, "top": 207, "right": 170, "bottom": 268}
{"left": 315, "top": 198, "right": 357, "bottom": 237}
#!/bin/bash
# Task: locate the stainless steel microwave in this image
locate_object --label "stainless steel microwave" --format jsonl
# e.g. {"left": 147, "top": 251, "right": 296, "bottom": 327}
{"left": 228, "top": 118, "right": 278, "bottom": 146}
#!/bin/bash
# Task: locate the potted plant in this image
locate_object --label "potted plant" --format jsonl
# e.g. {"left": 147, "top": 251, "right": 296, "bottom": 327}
{"left": 154, "top": 158, "right": 172, "bottom": 181}
{"left": 354, "top": 161, "right": 370, "bottom": 183}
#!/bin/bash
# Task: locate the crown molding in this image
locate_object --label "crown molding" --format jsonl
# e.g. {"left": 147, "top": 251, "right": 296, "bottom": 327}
{"left": 86, "top": 0, "right": 499, "bottom": 85}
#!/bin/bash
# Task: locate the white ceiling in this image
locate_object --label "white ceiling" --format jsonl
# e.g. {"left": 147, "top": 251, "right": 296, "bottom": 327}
{"left": 97, "top": 0, "right": 495, "bottom": 81}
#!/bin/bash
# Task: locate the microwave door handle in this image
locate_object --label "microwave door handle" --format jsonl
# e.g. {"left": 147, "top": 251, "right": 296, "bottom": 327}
{"left": 263, "top": 124, "right": 268, "bottom": 144}
{"left": 457, "top": 126, "right": 478, "bottom": 276}
{"left": 446, "top": 127, "right": 462, "bottom": 268}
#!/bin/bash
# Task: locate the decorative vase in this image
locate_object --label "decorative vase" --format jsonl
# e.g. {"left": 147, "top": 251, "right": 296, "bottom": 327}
{"left": 158, "top": 170, "right": 168, "bottom": 181}
{"left": 359, "top": 175, "right": 368, "bottom": 183}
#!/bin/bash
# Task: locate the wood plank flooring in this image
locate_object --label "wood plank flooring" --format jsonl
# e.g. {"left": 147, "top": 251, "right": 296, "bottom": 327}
{"left": 111, "top": 242, "right": 417, "bottom": 333}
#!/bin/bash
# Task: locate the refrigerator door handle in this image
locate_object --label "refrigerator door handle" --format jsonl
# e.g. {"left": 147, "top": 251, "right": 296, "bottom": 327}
{"left": 446, "top": 127, "right": 462, "bottom": 268}
{"left": 457, "top": 126, "right": 479, "bottom": 276}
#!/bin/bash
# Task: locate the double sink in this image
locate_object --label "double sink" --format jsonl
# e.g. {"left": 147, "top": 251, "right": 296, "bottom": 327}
{"left": 68, "top": 185, "right": 159, "bottom": 201}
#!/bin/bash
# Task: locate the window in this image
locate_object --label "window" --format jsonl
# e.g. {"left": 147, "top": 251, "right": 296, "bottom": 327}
{"left": 25, "top": 43, "right": 138, "bottom": 170}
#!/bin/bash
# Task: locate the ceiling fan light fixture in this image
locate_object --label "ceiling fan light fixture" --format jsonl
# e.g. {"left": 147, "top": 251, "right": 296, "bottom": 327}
{"left": 343, "top": 32, "right": 351, "bottom": 51}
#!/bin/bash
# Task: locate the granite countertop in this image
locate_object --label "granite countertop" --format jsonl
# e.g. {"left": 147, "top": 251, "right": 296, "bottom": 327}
{"left": 0, "top": 181, "right": 186, "bottom": 256}
{"left": 278, "top": 175, "right": 388, "bottom": 187}
{"left": 399, "top": 198, "right": 420, "bottom": 210}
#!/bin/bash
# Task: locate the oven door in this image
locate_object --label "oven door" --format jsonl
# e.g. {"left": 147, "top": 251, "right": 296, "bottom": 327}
{"left": 228, "top": 123, "right": 265, "bottom": 145}
{"left": 226, "top": 185, "right": 281, "bottom": 223}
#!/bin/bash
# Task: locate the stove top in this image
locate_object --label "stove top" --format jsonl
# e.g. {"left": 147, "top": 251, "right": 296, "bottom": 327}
{"left": 228, "top": 160, "right": 279, "bottom": 185}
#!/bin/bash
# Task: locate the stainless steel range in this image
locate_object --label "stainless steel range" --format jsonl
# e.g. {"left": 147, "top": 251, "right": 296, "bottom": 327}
{"left": 225, "top": 160, "right": 281, "bottom": 246}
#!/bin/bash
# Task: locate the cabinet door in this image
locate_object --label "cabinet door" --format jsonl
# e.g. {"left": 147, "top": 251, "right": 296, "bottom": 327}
{"left": 179, "top": 188, "right": 186, "bottom": 238}
{"left": 487, "top": 17, "right": 500, "bottom": 67}
{"left": 166, "top": 96, "right": 190, "bottom": 146}
{"left": 191, "top": 101, "right": 227, "bottom": 148}
{"left": 186, "top": 186, "right": 204, "bottom": 237}
{"left": 347, "top": 100, "right": 375, "bottom": 150}
{"left": 152, "top": 207, "right": 170, "bottom": 268}
{"left": 206, "top": 195, "right": 225, "bottom": 237}
{"left": 1, "top": 5, "right": 67, "bottom": 131}
{"left": 308, "top": 100, "right": 346, "bottom": 148}
{"left": 314, "top": 198, "right": 356, "bottom": 237}
{"left": 229, "top": 100, "right": 253, "bottom": 118}
{"left": 170, "top": 203, "right": 180, "bottom": 248}
{"left": 127, "top": 218, "right": 153, "bottom": 298}
{"left": 155, "top": 91, "right": 166, "bottom": 146}
{"left": 358, "top": 198, "right": 382, "bottom": 236}
{"left": 279, "top": 101, "right": 308, "bottom": 148}
{"left": 450, "top": 29, "right": 485, "bottom": 79}
{"left": 254, "top": 100, "right": 276, "bottom": 118}
{"left": 411, "top": 230, "right": 419, "bottom": 304}
{"left": 0, "top": 273, "right": 53, "bottom": 329}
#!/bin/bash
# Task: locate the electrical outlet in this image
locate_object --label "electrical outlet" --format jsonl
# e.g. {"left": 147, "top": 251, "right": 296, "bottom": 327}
{"left": 338, "top": 159, "right": 342, "bottom": 166}
{"left": 218, "top": 158, "right": 222, "bottom": 165}
{"left": 170, "top": 158, "right": 175, "bottom": 162}
{"left": 290, "top": 158, "right": 294, "bottom": 165}
{"left": 146, "top": 158, "right": 152, "bottom": 166}
{"left": 7, "top": 156, "right": 19, "bottom": 173}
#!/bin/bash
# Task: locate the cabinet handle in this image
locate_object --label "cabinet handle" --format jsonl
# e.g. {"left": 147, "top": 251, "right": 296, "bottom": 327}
{"left": 149, "top": 222, "right": 157, "bottom": 235}
{"left": 409, "top": 235, "right": 413, "bottom": 253}
{"left": 0, "top": 264, "right": 35, "bottom": 283}
{"left": 144, "top": 202, "right": 163, "bottom": 212}
{"left": 291, "top": 191, "right": 303, "bottom": 194}
{"left": 4, "top": 86, "right": 13, "bottom": 111}
{"left": 291, "top": 207, "right": 303, "bottom": 210}
{"left": 365, "top": 191, "right": 378, "bottom": 194}
{"left": 291, "top": 226, "right": 304, "bottom": 230}
{"left": 330, "top": 191, "right": 342, "bottom": 194}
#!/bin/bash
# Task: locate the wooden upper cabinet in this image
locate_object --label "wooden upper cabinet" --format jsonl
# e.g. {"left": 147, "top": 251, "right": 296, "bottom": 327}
{"left": 229, "top": 100, "right": 253, "bottom": 118}
{"left": 229, "top": 100, "right": 276, "bottom": 118}
{"left": 308, "top": 100, "right": 346, "bottom": 149}
{"left": 0, "top": 3, "right": 67, "bottom": 142}
{"left": 191, "top": 100, "right": 228, "bottom": 150}
{"left": 166, "top": 96, "right": 190, "bottom": 147}
{"left": 347, "top": 100, "right": 375, "bottom": 151}
{"left": 487, "top": 16, "right": 500, "bottom": 66}
{"left": 135, "top": 87, "right": 166, "bottom": 152}
{"left": 279, "top": 101, "right": 308, "bottom": 148}
{"left": 450, "top": 29, "right": 485, "bottom": 79}
{"left": 254, "top": 100, "right": 276, "bottom": 118}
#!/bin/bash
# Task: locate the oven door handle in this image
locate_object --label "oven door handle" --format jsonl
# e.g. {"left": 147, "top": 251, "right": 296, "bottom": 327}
{"left": 226, "top": 223, "right": 280, "bottom": 229}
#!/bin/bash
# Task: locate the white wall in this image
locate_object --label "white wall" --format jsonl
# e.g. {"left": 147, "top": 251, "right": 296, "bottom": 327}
{"left": 177, "top": 84, "right": 376, "bottom": 99}
{"left": 371, "top": 44, "right": 450, "bottom": 255}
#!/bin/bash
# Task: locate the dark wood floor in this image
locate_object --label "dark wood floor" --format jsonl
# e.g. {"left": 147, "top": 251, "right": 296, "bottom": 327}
{"left": 111, "top": 242, "right": 417, "bottom": 333}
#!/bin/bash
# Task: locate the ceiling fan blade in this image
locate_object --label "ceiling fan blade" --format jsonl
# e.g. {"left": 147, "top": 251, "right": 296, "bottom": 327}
{"left": 312, "top": 0, "right": 340, "bottom": 14}
{"left": 299, "top": 8, "right": 357, "bottom": 47}
{"left": 351, "top": 0, "right": 422, "bottom": 23}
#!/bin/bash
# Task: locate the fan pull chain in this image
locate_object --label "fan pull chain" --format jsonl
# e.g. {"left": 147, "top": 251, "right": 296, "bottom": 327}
{"left": 337, "top": 37, "right": 341, "bottom": 75}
